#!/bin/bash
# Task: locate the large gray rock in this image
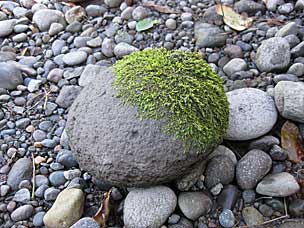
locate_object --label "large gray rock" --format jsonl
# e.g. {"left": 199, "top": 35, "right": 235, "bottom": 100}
{"left": 33, "top": 9, "right": 66, "bottom": 31}
{"left": 274, "top": 81, "right": 304, "bottom": 123}
{"left": 225, "top": 88, "right": 277, "bottom": 141}
{"left": 7, "top": 158, "right": 32, "bottom": 190}
{"left": 66, "top": 68, "right": 213, "bottom": 186}
{"left": 0, "top": 19, "right": 15, "bottom": 37}
{"left": 124, "top": 186, "right": 177, "bottom": 228}
{"left": 255, "top": 37, "right": 290, "bottom": 72}
{"left": 256, "top": 172, "right": 300, "bottom": 197}
{"left": 194, "top": 22, "right": 227, "bottom": 48}
{"left": 0, "top": 63, "right": 23, "bottom": 90}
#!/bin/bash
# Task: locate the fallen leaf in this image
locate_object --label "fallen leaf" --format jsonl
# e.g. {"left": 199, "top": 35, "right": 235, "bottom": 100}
{"left": 215, "top": 4, "right": 253, "bottom": 31}
{"left": 143, "top": 1, "right": 175, "bottom": 14}
{"left": 281, "top": 120, "right": 304, "bottom": 163}
{"left": 136, "top": 18, "right": 158, "bottom": 32}
{"left": 93, "top": 189, "right": 112, "bottom": 228}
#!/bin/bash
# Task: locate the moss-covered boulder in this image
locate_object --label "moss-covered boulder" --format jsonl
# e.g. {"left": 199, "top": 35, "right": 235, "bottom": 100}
{"left": 66, "top": 49, "right": 228, "bottom": 186}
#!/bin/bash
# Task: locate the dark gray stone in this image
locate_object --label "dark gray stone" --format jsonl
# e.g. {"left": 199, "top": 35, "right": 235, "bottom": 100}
{"left": 49, "top": 171, "right": 66, "bottom": 187}
{"left": 33, "top": 211, "right": 45, "bottom": 227}
{"left": 66, "top": 69, "right": 214, "bottom": 186}
{"left": 236, "top": 150, "right": 272, "bottom": 190}
{"left": 235, "top": 0, "right": 265, "bottom": 15}
{"left": 178, "top": 192, "right": 212, "bottom": 220}
{"left": 56, "top": 85, "right": 81, "bottom": 108}
{"left": 289, "top": 200, "right": 304, "bottom": 217}
{"left": 56, "top": 149, "right": 78, "bottom": 168}
{"left": 11, "top": 205, "right": 34, "bottom": 221}
{"left": 248, "top": 136, "right": 280, "bottom": 152}
{"left": 205, "top": 156, "right": 235, "bottom": 189}
{"left": 7, "top": 158, "right": 32, "bottom": 190}
{"left": 0, "top": 63, "right": 23, "bottom": 90}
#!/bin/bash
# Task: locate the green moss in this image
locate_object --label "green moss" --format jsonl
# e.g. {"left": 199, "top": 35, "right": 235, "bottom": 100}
{"left": 113, "top": 48, "right": 229, "bottom": 153}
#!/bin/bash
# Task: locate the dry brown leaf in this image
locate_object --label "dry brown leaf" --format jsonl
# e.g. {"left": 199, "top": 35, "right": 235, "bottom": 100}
{"left": 215, "top": 4, "right": 253, "bottom": 31}
{"left": 93, "top": 189, "right": 112, "bottom": 228}
{"left": 143, "top": 1, "right": 175, "bottom": 14}
{"left": 281, "top": 120, "right": 304, "bottom": 163}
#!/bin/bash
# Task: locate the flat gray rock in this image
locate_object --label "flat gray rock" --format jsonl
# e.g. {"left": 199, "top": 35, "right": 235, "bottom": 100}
{"left": 256, "top": 172, "right": 300, "bottom": 197}
{"left": 255, "top": 37, "right": 290, "bottom": 72}
{"left": 275, "top": 81, "right": 304, "bottom": 123}
{"left": 66, "top": 68, "right": 213, "bottom": 186}
{"left": 225, "top": 88, "right": 277, "bottom": 141}
{"left": 124, "top": 186, "right": 177, "bottom": 228}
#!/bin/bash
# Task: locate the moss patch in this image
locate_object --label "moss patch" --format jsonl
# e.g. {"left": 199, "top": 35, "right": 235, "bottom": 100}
{"left": 113, "top": 48, "right": 229, "bottom": 152}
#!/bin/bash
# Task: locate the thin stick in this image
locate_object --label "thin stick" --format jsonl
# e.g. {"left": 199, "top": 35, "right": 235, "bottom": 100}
{"left": 31, "top": 153, "right": 36, "bottom": 200}
{"left": 43, "top": 88, "right": 49, "bottom": 110}
{"left": 25, "top": 90, "right": 51, "bottom": 112}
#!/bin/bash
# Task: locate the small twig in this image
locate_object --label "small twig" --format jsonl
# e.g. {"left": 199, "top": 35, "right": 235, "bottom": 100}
{"left": 255, "top": 196, "right": 273, "bottom": 201}
{"left": 31, "top": 153, "right": 36, "bottom": 200}
{"left": 43, "top": 88, "right": 49, "bottom": 110}
{"left": 25, "top": 90, "right": 51, "bottom": 113}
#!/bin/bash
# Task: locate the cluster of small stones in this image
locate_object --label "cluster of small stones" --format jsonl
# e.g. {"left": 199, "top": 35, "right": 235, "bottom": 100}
{"left": 0, "top": 0, "right": 304, "bottom": 228}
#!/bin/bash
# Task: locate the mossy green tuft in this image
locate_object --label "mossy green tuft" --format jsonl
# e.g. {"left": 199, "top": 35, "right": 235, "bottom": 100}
{"left": 113, "top": 48, "right": 229, "bottom": 152}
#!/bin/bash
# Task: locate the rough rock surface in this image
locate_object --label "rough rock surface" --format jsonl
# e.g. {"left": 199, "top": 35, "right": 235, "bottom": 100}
{"left": 123, "top": 186, "right": 177, "bottom": 228}
{"left": 236, "top": 150, "right": 272, "bottom": 190}
{"left": 255, "top": 37, "right": 290, "bottom": 72}
{"left": 66, "top": 68, "right": 213, "bottom": 186}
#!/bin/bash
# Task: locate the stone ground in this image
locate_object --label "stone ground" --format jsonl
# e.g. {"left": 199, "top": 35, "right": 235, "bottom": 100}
{"left": 0, "top": 0, "right": 304, "bottom": 227}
